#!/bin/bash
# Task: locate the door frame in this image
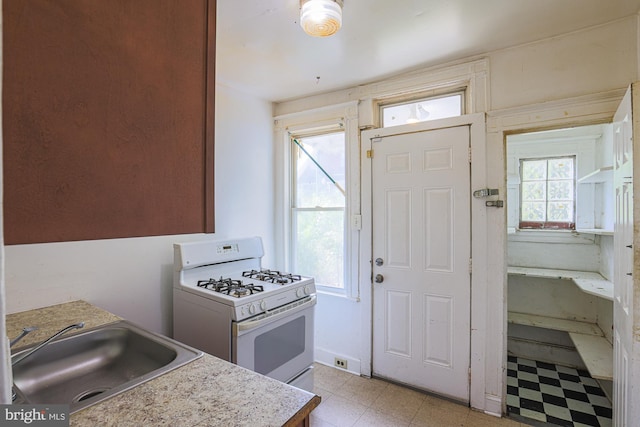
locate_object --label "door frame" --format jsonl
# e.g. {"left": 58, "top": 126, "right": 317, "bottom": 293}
{"left": 486, "top": 88, "right": 627, "bottom": 416}
{"left": 360, "top": 113, "right": 490, "bottom": 411}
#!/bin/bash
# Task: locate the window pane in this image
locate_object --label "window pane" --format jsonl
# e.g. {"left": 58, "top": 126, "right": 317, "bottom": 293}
{"left": 519, "top": 156, "right": 575, "bottom": 229}
{"left": 547, "top": 181, "right": 573, "bottom": 200}
{"left": 522, "top": 160, "right": 547, "bottom": 180}
{"left": 548, "top": 202, "right": 573, "bottom": 221}
{"left": 548, "top": 158, "right": 573, "bottom": 179}
{"left": 293, "top": 210, "right": 344, "bottom": 288}
{"left": 381, "top": 94, "right": 462, "bottom": 128}
{"left": 522, "top": 182, "right": 546, "bottom": 201}
{"left": 295, "top": 133, "right": 345, "bottom": 208}
{"left": 522, "top": 202, "right": 546, "bottom": 221}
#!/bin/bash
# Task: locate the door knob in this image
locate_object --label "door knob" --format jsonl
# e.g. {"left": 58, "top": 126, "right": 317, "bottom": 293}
{"left": 375, "top": 274, "right": 384, "bottom": 283}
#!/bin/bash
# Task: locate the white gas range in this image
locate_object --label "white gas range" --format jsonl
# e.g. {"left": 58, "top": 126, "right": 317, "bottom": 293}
{"left": 172, "top": 237, "right": 316, "bottom": 391}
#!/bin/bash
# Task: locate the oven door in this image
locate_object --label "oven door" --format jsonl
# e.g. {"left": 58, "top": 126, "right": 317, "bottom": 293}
{"left": 232, "top": 295, "right": 315, "bottom": 385}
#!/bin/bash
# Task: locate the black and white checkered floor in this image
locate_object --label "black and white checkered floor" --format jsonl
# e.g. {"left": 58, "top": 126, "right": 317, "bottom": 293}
{"left": 507, "top": 356, "right": 612, "bottom": 426}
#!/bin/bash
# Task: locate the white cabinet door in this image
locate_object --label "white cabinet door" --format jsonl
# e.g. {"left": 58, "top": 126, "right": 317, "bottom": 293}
{"left": 613, "top": 84, "right": 640, "bottom": 426}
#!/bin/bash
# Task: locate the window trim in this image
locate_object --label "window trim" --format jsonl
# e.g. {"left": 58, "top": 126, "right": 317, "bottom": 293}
{"left": 274, "top": 102, "right": 360, "bottom": 301}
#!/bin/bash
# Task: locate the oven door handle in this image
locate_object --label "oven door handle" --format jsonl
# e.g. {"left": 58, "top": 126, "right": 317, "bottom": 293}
{"left": 234, "top": 295, "right": 316, "bottom": 335}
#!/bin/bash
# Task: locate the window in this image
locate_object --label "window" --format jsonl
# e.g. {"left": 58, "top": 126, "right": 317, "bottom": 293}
{"left": 519, "top": 156, "right": 576, "bottom": 230}
{"left": 291, "top": 131, "right": 345, "bottom": 289}
{"left": 380, "top": 93, "right": 463, "bottom": 128}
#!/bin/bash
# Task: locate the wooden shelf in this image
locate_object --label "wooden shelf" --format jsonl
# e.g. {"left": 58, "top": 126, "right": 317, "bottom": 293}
{"left": 507, "top": 266, "right": 613, "bottom": 301}
{"left": 578, "top": 166, "right": 613, "bottom": 184}
{"left": 508, "top": 312, "right": 603, "bottom": 336}
{"left": 575, "top": 228, "right": 613, "bottom": 236}
{"left": 569, "top": 333, "right": 613, "bottom": 381}
{"left": 573, "top": 277, "right": 614, "bottom": 301}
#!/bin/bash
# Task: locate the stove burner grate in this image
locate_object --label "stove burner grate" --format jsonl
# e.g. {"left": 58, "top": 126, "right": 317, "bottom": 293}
{"left": 242, "top": 269, "right": 302, "bottom": 284}
{"left": 197, "top": 277, "right": 264, "bottom": 297}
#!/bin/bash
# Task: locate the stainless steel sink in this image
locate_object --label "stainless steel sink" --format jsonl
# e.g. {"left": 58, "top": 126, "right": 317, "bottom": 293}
{"left": 11, "top": 320, "right": 203, "bottom": 413}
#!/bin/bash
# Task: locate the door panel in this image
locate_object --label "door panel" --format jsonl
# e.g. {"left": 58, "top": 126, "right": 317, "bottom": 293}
{"left": 370, "top": 125, "right": 471, "bottom": 402}
{"left": 424, "top": 187, "right": 454, "bottom": 271}
{"left": 386, "top": 291, "right": 412, "bottom": 357}
{"left": 386, "top": 189, "right": 412, "bottom": 267}
{"left": 423, "top": 294, "right": 453, "bottom": 367}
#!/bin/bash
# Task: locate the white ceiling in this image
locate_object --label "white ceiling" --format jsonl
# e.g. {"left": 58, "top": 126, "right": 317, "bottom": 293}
{"left": 216, "top": 0, "right": 640, "bottom": 102}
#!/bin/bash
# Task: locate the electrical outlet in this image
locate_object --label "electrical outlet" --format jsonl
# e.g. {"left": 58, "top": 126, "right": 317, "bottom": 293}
{"left": 334, "top": 357, "right": 347, "bottom": 370}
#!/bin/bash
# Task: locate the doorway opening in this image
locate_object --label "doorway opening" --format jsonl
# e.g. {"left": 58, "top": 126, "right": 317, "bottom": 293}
{"left": 505, "top": 124, "right": 614, "bottom": 426}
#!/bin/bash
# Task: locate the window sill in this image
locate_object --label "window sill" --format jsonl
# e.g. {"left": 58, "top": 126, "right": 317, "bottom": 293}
{"left": 316, "top": 288, "right": 360, "bottom": 302}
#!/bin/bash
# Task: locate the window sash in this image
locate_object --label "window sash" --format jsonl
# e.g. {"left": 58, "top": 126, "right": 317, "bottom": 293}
{"left": 290, "top": 131, "right": 346, "bottom": 290}
{"left": 519, "top": 156, "right": 576, "bottom": 230}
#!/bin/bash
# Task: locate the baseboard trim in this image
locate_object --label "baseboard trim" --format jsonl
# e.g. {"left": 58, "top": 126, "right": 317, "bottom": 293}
{"left": 484, "top": 394, "right": 503, "bottom": 417}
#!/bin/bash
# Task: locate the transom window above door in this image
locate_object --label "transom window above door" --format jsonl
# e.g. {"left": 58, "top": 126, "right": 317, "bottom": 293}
{"left": 519, "top": 156, "right": 576, "bottom": 230}
{"left": 380, "top": 92, "right": 463, "bottom": 128}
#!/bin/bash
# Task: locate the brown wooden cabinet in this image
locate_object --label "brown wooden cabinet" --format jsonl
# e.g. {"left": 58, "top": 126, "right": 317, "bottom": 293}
{"left": 3, "top": 0, "right": 215, "bottom": 244}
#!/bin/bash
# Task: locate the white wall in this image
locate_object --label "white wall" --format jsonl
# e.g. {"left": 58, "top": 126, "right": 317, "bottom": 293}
{"left": 214, "top": 83, "right": 276, "bottom": 260}
{"left": 3, "top": 83, "right": 275, "bottom": 337}
{"left": 489, "top": 17, "right": 638, "bottom": 110}
{"left": 314, "top": 293, "right": 362, "bottom": 374}
{"left": 274, "top": 15, "right": 639, "bottom": 414}
{"left": 507, "top": 238, "right": 601, "bottom": 271}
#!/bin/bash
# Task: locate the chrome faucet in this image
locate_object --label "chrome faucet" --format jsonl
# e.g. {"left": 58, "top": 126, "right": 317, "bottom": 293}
{"left": 11, "top": 322, "right": 85, "bottom": 366}
{"left": 10, "top": 326, "right": 38, "bottom": 348}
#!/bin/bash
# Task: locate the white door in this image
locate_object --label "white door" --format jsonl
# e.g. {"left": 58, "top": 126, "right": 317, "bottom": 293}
{"left": 367, "top": 125, "right": 471, "bottom": 402}
{"left": 613, "top": 85, "right": 639, "bottom": 426}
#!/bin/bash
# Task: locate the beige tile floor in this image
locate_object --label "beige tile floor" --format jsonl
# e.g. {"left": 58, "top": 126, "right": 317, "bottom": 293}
{"left": 311, "top": 363, "right": 527, "bottom": 427}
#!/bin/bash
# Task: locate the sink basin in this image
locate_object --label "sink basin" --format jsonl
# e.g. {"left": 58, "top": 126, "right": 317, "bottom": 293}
{"left": 11, "top": 320, "right": 202, "bottom": 413}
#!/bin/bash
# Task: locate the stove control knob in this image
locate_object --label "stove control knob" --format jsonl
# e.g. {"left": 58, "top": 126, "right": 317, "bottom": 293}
{"left": 296, "top": 288, "right": 304, "bottom": 298}
{"left": 304, "top": 285, "right": 311, "bottom": 295}
{"left": 260, "top": 300, "right": 267, "bottom": 311}
{"left": 248, "top": 304, "right": 256, "bottom": 315}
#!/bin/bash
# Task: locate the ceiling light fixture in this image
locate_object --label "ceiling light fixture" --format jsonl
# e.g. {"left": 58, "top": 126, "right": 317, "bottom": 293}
{"left": 300, "top": 0, "right": 343, "bottom": 37}
{"left": 406, "top": 105, "right": 419, "bottom": 124}
{"left": 406, "top": 104, "right": 430, "bottom": 124}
